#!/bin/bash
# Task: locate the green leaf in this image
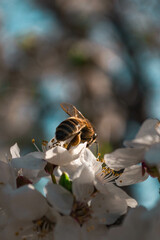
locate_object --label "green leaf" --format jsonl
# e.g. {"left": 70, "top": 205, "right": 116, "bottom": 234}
{"left": 59, "top": 172, "right": 72, "bottom": 192}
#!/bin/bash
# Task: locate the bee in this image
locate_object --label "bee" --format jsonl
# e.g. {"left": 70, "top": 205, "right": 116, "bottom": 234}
{"left": 55, "top": 103, "right": 97, "bottom": 150}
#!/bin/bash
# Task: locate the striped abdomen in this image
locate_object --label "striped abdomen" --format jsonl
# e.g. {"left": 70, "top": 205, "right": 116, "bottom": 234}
{"left": 56, "top": 117, "right": 84, "bottom": 141}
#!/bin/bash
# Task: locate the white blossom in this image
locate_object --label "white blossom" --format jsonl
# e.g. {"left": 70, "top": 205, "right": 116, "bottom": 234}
{"left": 54, "top": 216, "right": 108, "bottom": 240}
{"left": 145, "top": 143, "right": 160, "bottom": 169}
{"left": 45, "top": 183, "right": 74, "bottom": 215}
{"left": 0, "top": 160, "right": 16, "bottom": 188}
{"left": 0, "top": 184, "right": 59, "bottom": 240}
{"left": 107, "top": 200, "right": 160, "bottom": 240}
{"left": 124, "top": 119, "right": 160, "bottom": 148}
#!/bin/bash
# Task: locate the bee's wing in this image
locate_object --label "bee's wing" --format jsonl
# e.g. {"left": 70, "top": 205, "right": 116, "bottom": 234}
{"left": 60, "top": 102, "right": 85, "bottom": 119}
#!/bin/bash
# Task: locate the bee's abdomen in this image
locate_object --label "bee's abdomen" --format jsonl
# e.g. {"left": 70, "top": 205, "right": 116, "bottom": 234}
{"left": 56, "top": 118, "right": 80, "bottom": 141}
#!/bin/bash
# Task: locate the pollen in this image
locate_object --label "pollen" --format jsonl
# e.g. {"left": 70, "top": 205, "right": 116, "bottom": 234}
{"left": 32, "top": 138, "right": 35, "bottom": 143}
{"left": 87, "top": 225, "right": 95, "bottom": 232}
{"left": 42, "top": 141, "right": 46, "bottom": 146}
{"left": 63, "top": 143, "right": 68, "bottom": 149}
{"left": 15, "top": 231, "right": 19, "bottom": 236}
{"left": 37, "top": 219, "right": 43, "bottom": 226}
{"left": 71, "top": 202, "right": 91, "bottom": 225}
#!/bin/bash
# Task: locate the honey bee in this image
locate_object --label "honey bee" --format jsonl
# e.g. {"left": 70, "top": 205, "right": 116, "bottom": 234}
{"left": 55, "top": 103, "right": 97, "bottom": 150}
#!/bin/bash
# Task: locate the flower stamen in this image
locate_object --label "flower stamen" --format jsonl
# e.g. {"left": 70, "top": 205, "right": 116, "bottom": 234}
{"left": 33, "top": 216, "right": 55, "bottom": 237}
{"left": 71, "top": 201, "right": 91, "bottom": 225}
{"left": 32, "top": 138, "right": 41, "bottom": 152}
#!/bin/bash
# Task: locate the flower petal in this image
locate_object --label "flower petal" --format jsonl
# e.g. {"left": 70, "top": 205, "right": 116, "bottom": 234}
{"left": 72, "top": 164, "right": 94, "bottom": 202}
{"left": 11, "top": 152, "right": 46, "bottom": 170}
{"left": 45, "top": 146, "right": 74, "bottom": 165}
{"left": 81, "top": 219, "right": 108, "bottom": 240}
{"left": 124, "top": 119, "right": 160, "bottom": 148}
{"left": 45, "top": 183, "right": 74, "bottom": 215}
{"left": 94, "top": 182, "right": 137, "bottom": 208}
{"left": 60, "top": 159, "right": 82, "bottom": 179}
{"left": 0, "top": 161, "right": 16, "bottom": 188}
{"left": 69, "top": 143, "right": 87, "bottom": 158}
{"left": 91, "top": 192, "right": 127, "bottom": 225}
{"left": 54, "top": 216, "right": 81, "bottom": 240}
{"left": 45, "top": 143, "right": 86, "bottom": 166}
{"left": 107, "top": 206, "right": 148, "bottom": 240}
{"left": 10, "top": 143, "right": 20, "bottom": 158}
{"left": 104, "top": 148, "right": 145, "bottom": 170}
{"left": 145, "top": 143, "right": 160, "bottom": 166}
{"left": 0, "top": 184, "right": 48, "bottom": 221}
{"left": 115, "top": 165, "right": 148, "bottom": 186}
{"left": 0, "top": 220, "right": 32, "bottom": 240}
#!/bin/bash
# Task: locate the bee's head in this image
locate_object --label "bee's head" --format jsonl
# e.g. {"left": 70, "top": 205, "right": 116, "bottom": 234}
{"left": 87, "top": 132, "right": 97, "bottom": 147}
{"left": 92, "top": 132, "right": 97, "bottom": 142}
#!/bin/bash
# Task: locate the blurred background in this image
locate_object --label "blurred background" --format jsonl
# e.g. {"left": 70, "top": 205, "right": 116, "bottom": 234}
{"left": 0, "top": 0, "right": 159, "bottom": 209}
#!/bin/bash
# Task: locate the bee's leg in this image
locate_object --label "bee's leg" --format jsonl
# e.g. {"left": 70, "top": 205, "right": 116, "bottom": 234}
{"left": 67, "top": 132, "right": 81, "bottom": 150}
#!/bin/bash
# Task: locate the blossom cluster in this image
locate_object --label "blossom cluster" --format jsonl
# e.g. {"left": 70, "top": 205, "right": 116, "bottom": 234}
{"left": 0, "top": 119, "right": 160, "bottom": 240}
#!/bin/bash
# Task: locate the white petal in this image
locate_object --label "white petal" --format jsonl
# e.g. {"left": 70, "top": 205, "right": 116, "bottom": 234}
{"left": 22, "top": 168, "right": 40, "bottom": 180}
{"left": 60, "top": 158, "right": 82, "bottom": 179}
{"left": 0, "top": 220, "right": 32, "bottom": 240}
{"left": 69, "top": 143, "right": 87, "bottom": 158}
{"left": 72, "top": 164, "right": 94, "bottom": 202}
{"left": 10, "top": 143, "right": 20, "bottom": 158}
{"left": 11, "top": 152, "right": 46, "bottom": 170}
{"left": 0, "top": 161, "right": 16, "bottom": 188}
{"left": 107, "top": 206, "right": 148, "bottom": 240}
{"left": 54, "top": 216, "right": 81, "bottom": 240}
{"left": 45, "top": 143, "right": 86, "bottom": 167}
{"left": 94, "top": 182, "right": 137, "bottom": 208}
{"left": 155, "top": 121, "right": 160, "bottom": 135}
{"left": 13, "top": 185, "right": 49, "bottom": 220}
{"left": 83, "top": 148, "right": 101, "bottom": 173}
{"left": 145, "top": 143, "right": 160, "bottom": 166}
{"left": 45, "top": 146, "right": 74, "bottom": 165}
{"left": 116, "top": 165, "right": 148, "bottom": 186}
{"left": 124, "top": 119, "right": 160, "bottom": 147}
{"left": 135, "top": 119, "right": 159, "bottom": 139}
{"left": 83, "top": 148, "right": 97, "bottom": 164}
{"left": 105, "top": 184, "right": 137, "bottom": 208}
{"left": 91, "top": 192, "right": 127, "bottom": 225}
{"left": 81, "top": 220, "right": 108, "bottom": 240}
{"left": 0, "top": 208, "right": 8, "bottom": 230}
{"left": 45, "top": 183, "right": 73, "bottom": 215}
{"left": 104, "top": 148, "right": 145, "bottom": 170}
{"left": 1, "top": 184, "right": 48, "bottom": 221}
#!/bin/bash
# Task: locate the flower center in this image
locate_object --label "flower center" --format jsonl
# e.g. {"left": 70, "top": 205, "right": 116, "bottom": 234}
{"left": 71, "top": 201, "right": 91, "bottom": 225}
{"left": 96, "top": 162, "right": 124, "bottom": 183}
{"left": 32, "top": 216, "right": 55, "bottom": 238}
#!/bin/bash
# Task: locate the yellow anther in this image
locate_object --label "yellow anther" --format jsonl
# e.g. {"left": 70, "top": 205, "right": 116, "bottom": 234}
{"left": 87, "top": 225, "right": 95, "bottom": 232}
{"left": 37, "top": 220, "right": 43, "bottom": 226}
{"left": 63, "top": 143, "right": 68, "bottom": 149}
{"left": 32, "top": 138, "right": 35, "bottom": 143}
{"left": 15, "top": 232, "right": 19, "bottom": 236}
{"left": 42, "top": 141, "right": 47, "bottom": 146}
